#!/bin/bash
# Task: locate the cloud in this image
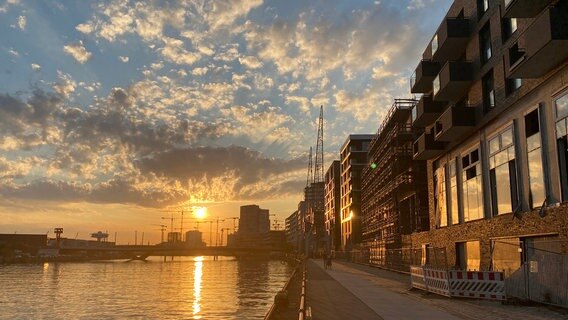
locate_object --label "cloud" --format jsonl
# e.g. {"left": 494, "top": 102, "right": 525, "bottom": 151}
{"left": 238, "top": 55, "right": 263, "bottom": 69}
{"left": 17, "top": 15, "right": 25, "bottom": 30}
{"left": 118, "top": 56, "right": 129, "bottom": 63}
{"left": 63, "top": 41, "right": 92, "bottom": 64}
{"left": 30, "top": 63, "right": 41, "bottom": 71}
{"left": 160, "top": 37, "right": 200, "bottom": 65}
{"left": 53, "top": 71, "right": 76, "bottom": 98}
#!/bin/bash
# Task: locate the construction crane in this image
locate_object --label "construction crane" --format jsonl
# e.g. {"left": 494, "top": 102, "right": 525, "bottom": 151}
{"left": 215, "top": 217, "right": 226, "bottom": 246}
{"left": 152, "top": 224, "right": 167, "bottom": 243}
{"left": 272, "top": 218, "right": 282, "bottom": 231}
{"left": 220, "top": 228, "right": 231, "bottom": 246}
{"left": 228, "top": 217, "right": 239, "bottom": 233}
{"left": 314, "top": 105, "right": 324, "bottom": 184}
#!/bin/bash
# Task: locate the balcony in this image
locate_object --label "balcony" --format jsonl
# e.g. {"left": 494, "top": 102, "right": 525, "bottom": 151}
{"left": 431, "top": 18, "right": 470, "bottom": 62}
{"left": 413, "top": 132, "right": 445, "bottom": 160}
{"left": 412, "top": 95, "right": 447, "bottom": 127}
{"left": 503, "top": 0, "right": 553, "bottom": 18}
{"left": 434, "top": 105, "right": 476, "bottom": 141}
{"left": 410, "top": 60, "right": 442, "bottom": 93}
{"left": 432, "top": 61, "right": 473, "bottom": 102}
{"left": 507, "top": 3, "right": 568, "bottom": 78}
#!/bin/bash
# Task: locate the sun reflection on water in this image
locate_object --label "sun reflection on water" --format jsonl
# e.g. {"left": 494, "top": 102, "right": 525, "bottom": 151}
{"left": 193, "top": 256, "right": 203, "bottom": 319}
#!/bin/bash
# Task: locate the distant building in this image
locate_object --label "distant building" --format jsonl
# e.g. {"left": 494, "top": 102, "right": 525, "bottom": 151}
{"left": 239, "top": 204, "right": 270, "bottom": 234}
{"left": 285, "top": 210, "right": 300, "bottom": 251}
{"left": 340, "top": 134, "right": 374, "bottom": 249}
{"left": 185, "top": 230, "right": 205, "bottom": 248}
{"left": 304, "top": 181, "right": 325, "bottom": 254}
{"left": 0, "top": 234, "right": 47, "bottom": 257}
{"left": 167, "top": 232, "right": 182, "bottom": 243}
{"left": 324, "top": 160, "right": 341, "bottom": 251}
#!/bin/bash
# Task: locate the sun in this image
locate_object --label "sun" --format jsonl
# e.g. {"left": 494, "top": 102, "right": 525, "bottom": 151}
{"left": 194, "top": 207, "right": 207, "bottom": 219}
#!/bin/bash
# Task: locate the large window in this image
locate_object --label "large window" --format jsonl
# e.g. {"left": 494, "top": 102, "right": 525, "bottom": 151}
{"left": 555, "top": 92, "right": 568, "bottom": 201}
{"left": 449, "top": 159, "right": 459, "bottom": 225}
{"left": 462, "top": 149, "right": 483, "bottom": 221}
{"left": 488, "top": 126, "right": 519, "bottom": 215}
{"left": 434, "top": 164, "right": 448, "bottom": 227}
{"left": 525, "top": 108, "right": 546, "bottom": 208}
{"left": 480, "top": 23, "right": 492, "bottom": 63}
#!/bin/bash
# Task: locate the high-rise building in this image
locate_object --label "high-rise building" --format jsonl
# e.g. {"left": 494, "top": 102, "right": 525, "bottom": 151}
{"left": 285, "top": 210, "right": 300, "bottom": 251}
{"left": 238, "top": 204, "right": 270, "bottom": 234}
{"left": 324, "top": 160, "right": 341, "bottom": 251}
{"left": 340, "top": 134, "right": 374, "bottom": 249}
{"left": 408, "top": 0, "right": 568, "bottom": 279}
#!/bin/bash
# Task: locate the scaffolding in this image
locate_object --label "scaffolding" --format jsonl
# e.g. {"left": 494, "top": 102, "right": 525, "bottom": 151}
{"left": 361, "top": 99, "right": 429, "bottom": 250}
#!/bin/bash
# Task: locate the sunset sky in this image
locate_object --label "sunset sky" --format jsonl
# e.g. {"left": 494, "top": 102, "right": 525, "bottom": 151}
{"left": 0, "top": 0, "right": 451, "bottom": 244}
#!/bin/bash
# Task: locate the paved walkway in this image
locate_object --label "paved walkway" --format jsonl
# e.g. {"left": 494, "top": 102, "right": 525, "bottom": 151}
{"left": 306, "top": 259, "right": 568, "bottom": 320}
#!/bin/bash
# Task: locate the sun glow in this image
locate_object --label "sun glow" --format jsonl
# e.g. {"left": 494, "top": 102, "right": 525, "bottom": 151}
{"left": 193, "top": 207, "right": 207, "bottom": 219}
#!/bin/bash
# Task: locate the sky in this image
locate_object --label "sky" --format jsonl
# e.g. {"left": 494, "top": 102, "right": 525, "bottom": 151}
{"left": 0, "top": 0, "right": 452, "bottom": 244}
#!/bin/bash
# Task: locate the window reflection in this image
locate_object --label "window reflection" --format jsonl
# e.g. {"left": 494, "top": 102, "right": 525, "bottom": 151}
{"left": 556, "top": 93, "right": 568, "bottom": 201}
{"left": 435, "top": 165, "right": 447, "bottom": 227}
{"left": 525, "top": 109, "right": 546, "bottom": 208}
{"left": 488, "top": 126, "right": 518, "bottom": 215}
{"left": 450, "top": 160, "right": 459, "bottom": 224}
{"left": 462, "top": 150, "right": 483, "bottom": 221}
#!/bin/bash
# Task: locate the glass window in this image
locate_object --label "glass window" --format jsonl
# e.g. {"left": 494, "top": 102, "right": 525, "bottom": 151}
{"left": 482, "top": 70, "right": 495, "bottom": 112}
{"left": 502, "top": 18, "right": 517, "bottom": 41}
{"left": 433, "top": 74, "right": 440, "bottom": 97}
{"left": 480, "top": 23, "right": 492, "bottom": 63}
{"left": 525, "top": 109, "right": 546, "bottom": 208}
{"left": 466, "top": 241, "right": 481, "bottom": 271}
{"left": 555, "top": 93, "right": 568, "bottom": 201}
{"left": 488, "top": 126, "right": 518, "bottom": 216}
{"left": 462, "top": 149, "right": 483, "bottom": 221}
{"left": 449, "top": 160, "right": 459, "bottom": 225}
{"left": 478, "top": 0, "right": 489, "bottom": 18}
{"left": 506, "top": 78, "right": 522, "bottom": 96}
{"left": 435, "top": 165, "right": 448, "bottom": 227}
{"left": 432, "top": 34, "right": 438, "bottom": 55}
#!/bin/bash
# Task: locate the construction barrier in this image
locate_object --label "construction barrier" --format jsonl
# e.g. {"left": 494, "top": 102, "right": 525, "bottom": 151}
{"left": 410, "top": 266, "right": 505, "bottom": 301}
{"left": 449, "top": 270, "right": 505, "bottom": 301}
{"left": 410, "top": 266, "right": 428, "bottom": 291}
{"left": 423, "top": 267, "right": 451, "bottom": 297}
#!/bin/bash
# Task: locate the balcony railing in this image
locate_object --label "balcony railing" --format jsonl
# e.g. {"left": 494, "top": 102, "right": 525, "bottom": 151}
{"left": 503, "top": 0, "right": 553, "bottom": 18}
{"left": 410, "top": 60, "right": 442, "bottom": 93}
{"left": 412, "top": 94, "right": 447, "bottom": 127}
{"left": 432, "top": 61, "right": 473, "bottom": 102}
{"left": 413, "top": 132, "right": 445, "bottom": 160}
{"left": 434, "top": 104, "right": 477, "bottom": 141}
{"left": 507, "top": 2, "right": 568, "bottom": 78}
{"left": 431, "top": 18, "right": 470, "bottom": 62}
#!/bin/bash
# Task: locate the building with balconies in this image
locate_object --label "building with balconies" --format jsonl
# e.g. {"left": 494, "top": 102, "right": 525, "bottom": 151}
{"left": 324, "top": 160, "right": 341, "bottom": 251}
{"left": 408, "top": 0, "right": 568, "bottom": 287}
{"left": 340, "top": 134, "right": 375, "bottom": 250}
{"left": 361, "top": 99, "right": 429, "bottom": 260}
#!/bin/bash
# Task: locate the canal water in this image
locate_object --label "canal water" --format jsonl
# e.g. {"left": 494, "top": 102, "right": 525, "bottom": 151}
{"left": 0, "top": 256, "right": 294, "bottom": 319}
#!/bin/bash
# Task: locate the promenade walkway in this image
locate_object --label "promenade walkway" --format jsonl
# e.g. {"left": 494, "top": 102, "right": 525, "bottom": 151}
{"left": 306, "top": 259, "right": 568, "bottom": 320}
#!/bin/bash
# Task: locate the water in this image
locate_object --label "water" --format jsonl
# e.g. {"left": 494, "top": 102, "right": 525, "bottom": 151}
{"left": 0, "top": 256, "right": 293, "bottom": 319}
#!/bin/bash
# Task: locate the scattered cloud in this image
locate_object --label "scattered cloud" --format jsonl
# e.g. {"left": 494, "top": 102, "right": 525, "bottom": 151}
{"left": 118, "top": 56, "right": 129, "bottom": 63}
{"left": 30, "top": 63, "right": 41, "bottom": 71}
{"left": 63, "top": 41, "right": 92, "bottom": 64}
{"left": 17, "top": 15, "right": 25, "bottom": 30}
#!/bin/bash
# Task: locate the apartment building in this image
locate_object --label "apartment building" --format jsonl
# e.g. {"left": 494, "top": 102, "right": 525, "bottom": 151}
{"left": 408, "top": 0, "right": 568, "bottom": 274}
{"left": 324, "top": 160, "right": 341, "bottom": 251}
{"left": 339, "top": 134, "right": 374, "bottom": 249}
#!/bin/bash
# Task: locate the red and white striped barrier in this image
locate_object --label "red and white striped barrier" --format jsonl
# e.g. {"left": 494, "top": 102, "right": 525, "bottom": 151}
{"left": 448, "top": 270, "right": 505, "bottom": 301}
{"left": 410, "top": 266, "right": 505, "bottom": 301}
{"left": 423, "top": 267, "right": 451, "bottom": 297}
{"left": 410, "top": 266, "right": 428, "bottom": 291}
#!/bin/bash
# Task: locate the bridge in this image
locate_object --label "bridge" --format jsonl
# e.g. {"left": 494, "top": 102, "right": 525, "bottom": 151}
{"left": 54, "top": 245, "right": 286, "bottom": 261}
